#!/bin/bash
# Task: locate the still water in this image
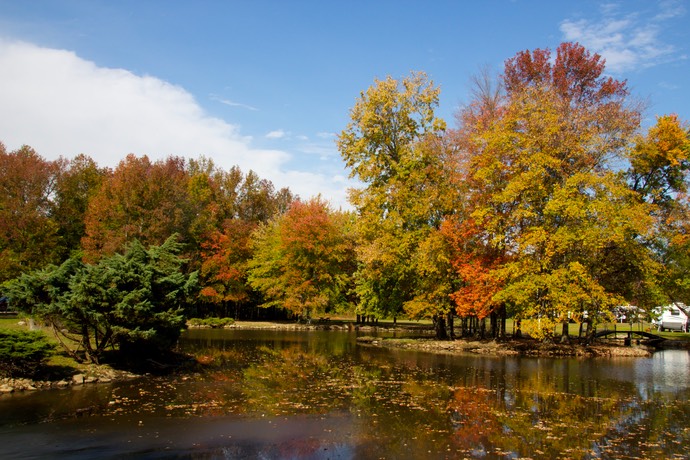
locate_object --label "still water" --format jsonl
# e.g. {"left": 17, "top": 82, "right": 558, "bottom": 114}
{"left": 1, "top": 329, "right": 689, "bottom": 459}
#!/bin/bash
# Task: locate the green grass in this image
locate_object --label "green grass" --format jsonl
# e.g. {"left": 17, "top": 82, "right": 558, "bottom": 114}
{"left": 0, "top": 316, "right": 88, "bottom": 372}
{"left": 0, "top": 317, "right": 28, "bottom": 331}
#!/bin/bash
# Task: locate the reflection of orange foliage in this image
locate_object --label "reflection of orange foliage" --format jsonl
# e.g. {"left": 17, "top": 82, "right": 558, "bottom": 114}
{"left": 447, "top": 386, "right": 501, "bottom": 450}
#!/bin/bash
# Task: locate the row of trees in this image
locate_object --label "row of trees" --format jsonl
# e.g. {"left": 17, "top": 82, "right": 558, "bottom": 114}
{"left": 339, "top": 42, "right": 690, "bottom": 339}
{"left": 1, "top": 145, "right": 360, "bottom": 360}
{"left": 0, "top": 148, "right": 299, "bottom": 316}
{"left": 1, "top": 41, "right": 688, "bottom": 343}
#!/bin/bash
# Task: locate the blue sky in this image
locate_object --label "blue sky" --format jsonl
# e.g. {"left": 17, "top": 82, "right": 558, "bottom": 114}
{"left": 0, "top": 0, "right": 688, "bottom": 209}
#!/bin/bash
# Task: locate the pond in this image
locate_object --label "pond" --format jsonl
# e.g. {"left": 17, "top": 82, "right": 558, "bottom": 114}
{"left": 0, "top": 329, "right": 689, "bottom": 459}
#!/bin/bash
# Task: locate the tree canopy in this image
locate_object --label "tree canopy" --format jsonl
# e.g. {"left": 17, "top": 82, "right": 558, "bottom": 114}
{"left": 337, "top": 72, "right": 455, "bottom": 335}
{"left": 247, "top": 197, "right": 356, "bottom": 319}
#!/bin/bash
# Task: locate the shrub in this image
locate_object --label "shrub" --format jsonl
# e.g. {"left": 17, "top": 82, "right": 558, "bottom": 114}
{"left": 0, "top": 330, "right": 55, "bottom": 377}
{"left": 3, "top": 236, "right": 198, "bottom": 364}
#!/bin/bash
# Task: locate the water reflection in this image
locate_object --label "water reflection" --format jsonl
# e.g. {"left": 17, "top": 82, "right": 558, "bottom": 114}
{"left": 0, "top": 329, "right": 688, "bottom": 458}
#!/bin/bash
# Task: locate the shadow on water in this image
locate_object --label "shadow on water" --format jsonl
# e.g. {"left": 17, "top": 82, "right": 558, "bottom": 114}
{"left": 1, "top": 328, "right": 689, "bottom": 459}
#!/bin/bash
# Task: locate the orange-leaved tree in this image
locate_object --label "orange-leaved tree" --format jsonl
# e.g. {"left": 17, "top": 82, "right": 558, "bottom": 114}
{"left": 0, "top": 143, "right": 60, "bottom": 282}
{"left": 247, "top": 197, "right": 356, "bottom": 319}
{"left": 199, "top": 219, "right": 255, "bottom": 317}
{"left": 81, "top": 154, "right": 191, "bottom": 262}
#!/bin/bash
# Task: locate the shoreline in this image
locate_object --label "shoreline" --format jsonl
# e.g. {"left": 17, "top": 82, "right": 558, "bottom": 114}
{"left": 205, "top": 320, "right": 690, "bottom": 357}
{"left": 356, "top": 336, "right": 657, "bottom": 358}
{"left": 0, "top": 364, "right": 139, "bottom": 395}
{"left": 192, "top": 319, "right": 436, "bottom": 333}
{"left": 5, "top": 321, "right": 687, "bottom": 394}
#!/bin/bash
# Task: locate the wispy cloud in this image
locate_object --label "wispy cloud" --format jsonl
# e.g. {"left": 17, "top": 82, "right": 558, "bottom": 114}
{"left": 560, "top": 1, "right": 686, "bottom": 73}
{"left": 655, "top": 0, "right": 686, "bottom": 20}
{"left": 210, "top": 94, "right": 258, "bottom": 111}
{"left": 266, "top": 129, "right": 288, "bottom": 139}
{"left": 299, "top": 143, "right": 337, "bottom": 158}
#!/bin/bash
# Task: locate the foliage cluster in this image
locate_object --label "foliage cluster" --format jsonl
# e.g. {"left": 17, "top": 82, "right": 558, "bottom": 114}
{"left": 0, "top": 329, "right": 55, "bottom": 377}
{"left": 337, "top": 42, "right": 690, "bottom": 339}
{"left": 248, "top": 197, "right": 356, "bottom": 319}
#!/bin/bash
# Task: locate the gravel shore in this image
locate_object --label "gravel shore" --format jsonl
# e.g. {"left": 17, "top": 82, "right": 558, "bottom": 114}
{"left": 356, "top": 336, "right": 656, "bottom": 358}
{"left": 0, "top": 365, "right": 139, "bottom": 394}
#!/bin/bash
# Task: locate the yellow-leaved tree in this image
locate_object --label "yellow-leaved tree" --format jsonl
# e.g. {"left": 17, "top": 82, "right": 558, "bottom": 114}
{"left": 337, "top": 72, "right": 455, "bottom": 338}
{"left": 449, "top": 43, "right": 657, "bottom": 339}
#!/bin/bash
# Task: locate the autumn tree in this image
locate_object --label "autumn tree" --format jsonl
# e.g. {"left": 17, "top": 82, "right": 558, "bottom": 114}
{"left": 627, "top": 114, "right": 690, "bottom": 308}
{"left": 81, "top": 154, "right": 192, "bottom": 262}
{"left": 185, "top": 159, "right": 293, "bottom": 247}
{"left": 337, "top": 72, "right": 453, "bottom": 337}
{"left": 52, "top": 154, "right": 107, "bottom": 259}
{"left": 0, "top": 143, "right": 60, "bottom": 282}
{"left": 199, "top": 219, "right": 255, "bottom": 317}
{"left": 450, "top": 43, "right": 653, "bottom": 338}
{"left": 247, "top": 197, "right": 356, "bottom": 319}
{"left": 189, "top": 160, "right": 294, "bottom": 318}
{"left": 443, "top": 68, "right": 509, "bottom": 337}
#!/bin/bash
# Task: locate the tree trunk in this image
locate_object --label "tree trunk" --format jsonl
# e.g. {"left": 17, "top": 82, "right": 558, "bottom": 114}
{"left": 447, "top": 313, "right": 454, "bottom": 339}
{"left": 435, "top": 315, "right": 449, "bottom": 340}
{"left": 500, "top": 306, "right": 507, "bottom": 339}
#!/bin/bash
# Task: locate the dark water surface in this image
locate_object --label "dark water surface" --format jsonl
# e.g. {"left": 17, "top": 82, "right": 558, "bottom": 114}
{"left": 1, "top": 329, "right": 689, "bottom": 459}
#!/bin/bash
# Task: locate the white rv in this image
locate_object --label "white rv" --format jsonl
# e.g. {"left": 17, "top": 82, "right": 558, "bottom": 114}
{"left": 653, "top": 303, "right": 689, "bottom": 332}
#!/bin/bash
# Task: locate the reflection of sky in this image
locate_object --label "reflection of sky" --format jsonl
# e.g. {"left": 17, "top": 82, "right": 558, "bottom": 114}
{"left": 634, "top": 350, "right": 690, "bottom": 397}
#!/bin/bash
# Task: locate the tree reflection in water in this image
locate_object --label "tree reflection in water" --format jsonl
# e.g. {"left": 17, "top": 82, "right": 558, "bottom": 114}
{"left": 0, "top": 329, "right": 688, "bottom": 459}
{"left": 189, "top": 333, "right": 690, "bottom": 459}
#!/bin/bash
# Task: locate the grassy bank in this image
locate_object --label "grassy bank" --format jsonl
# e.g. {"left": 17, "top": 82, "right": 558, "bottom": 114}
{"left": 0, "top": 316, "right": 86, "bottom": 371}
{"left": 0, "top": 316, "right": 139, "bottom": 393}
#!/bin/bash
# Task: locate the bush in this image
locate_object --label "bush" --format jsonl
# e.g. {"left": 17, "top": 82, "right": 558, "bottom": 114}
{"left": 0, "top": 330, "right": 55, "bottom": 377}
{"left": 3, "top": 236, "right": 198, "bottom": 364}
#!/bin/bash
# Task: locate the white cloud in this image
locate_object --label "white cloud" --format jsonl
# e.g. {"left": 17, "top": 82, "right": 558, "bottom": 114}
{"left": 265, "top": 129, "right": 287, "bottom": 139}
{"left": 560, "top": 2, "right": 685, "bottom": 73}
{"left": 0, "top": 39, "right": 352, "bottom": 209}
